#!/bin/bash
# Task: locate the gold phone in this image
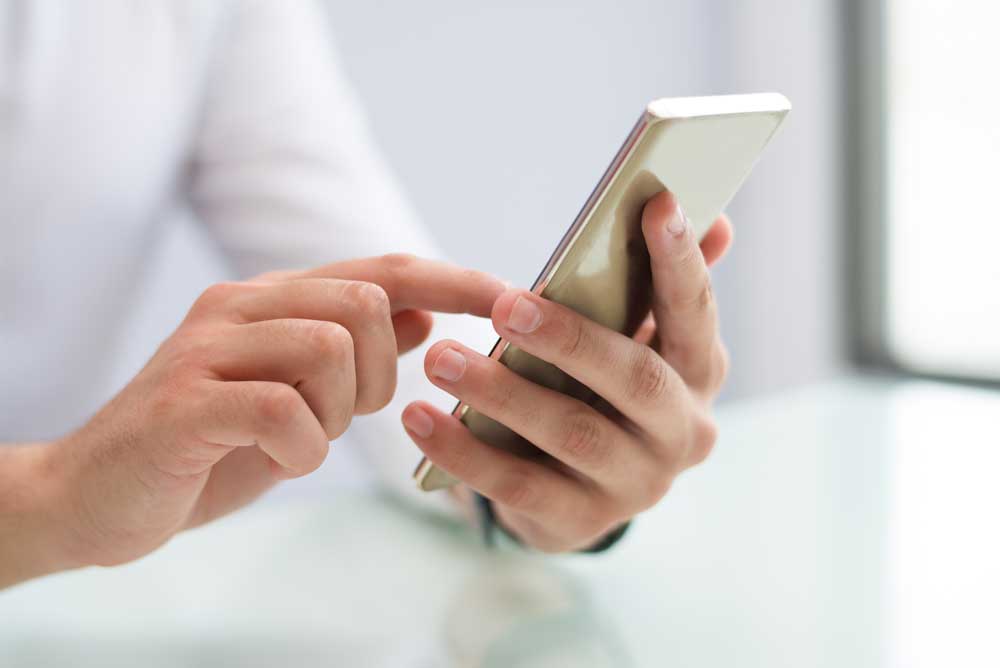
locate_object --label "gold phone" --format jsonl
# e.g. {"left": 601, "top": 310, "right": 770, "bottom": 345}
{"left": 414, "top": 93, "right": 791, "bottom": 491}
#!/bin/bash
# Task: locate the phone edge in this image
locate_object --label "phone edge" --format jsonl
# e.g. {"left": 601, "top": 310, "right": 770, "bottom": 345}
{"left": 412, "top": 111, "right": 658, "bottom": 491}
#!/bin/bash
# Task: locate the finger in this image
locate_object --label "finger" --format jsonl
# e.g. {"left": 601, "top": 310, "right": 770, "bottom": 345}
{"left": 421, "top": 340, "right": 644, "bottom": 485}
{"left": 194, "top": 380, "right": 330, "bottom": 479}
{"left": 401, "top": 401, "right": 606, "bottom": 532}
{"left": 298, "top": 254, "right": 506, "bottom": 317}
{"left": 490, "top": 288, "right": 685, "bottom": 435}
{"left": 206, "top": 319, "right": 356, "bottom": 439}
{"left": 393, "top": 309, "right": 434, "bottom": 354}
{"left": 700, "top": 215, "right": 733, "bottom": 267}
{"left": 640, "top": 190, "right": 723, "bottom": 390}
{"left": 225, "top": 279, "right": 396, "bottom": 414}
{"left": 185, "top": 447, "right": 277, "bottom": 528}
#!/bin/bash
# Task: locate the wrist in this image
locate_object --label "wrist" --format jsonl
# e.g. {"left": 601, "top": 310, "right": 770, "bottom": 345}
{"left": 0, "top": 441, "right": 83, "bottom": 588}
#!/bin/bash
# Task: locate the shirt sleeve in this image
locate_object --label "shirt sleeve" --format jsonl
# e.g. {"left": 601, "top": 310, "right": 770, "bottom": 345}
{"left": 186, "top": 0, "right": 485, "bottom": 515}
{"left": 188, "top": 0, "right": 439, "bottom": 273}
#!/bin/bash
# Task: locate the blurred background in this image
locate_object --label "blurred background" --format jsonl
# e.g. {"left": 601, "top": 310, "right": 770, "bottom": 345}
{"left": 326, "top": 0, "right": 998, "bottom": 399}
{"left": 120, "top": 0, "right": 1000, "bottom": 401}
{"left": 3, "top": 1, "right": 1000, "bottom": 666}
{"left": 325, "top": 0, "right": 844, "bottom": 400}
{"left": 328, "top": 0, "right": 999, "bottom": 398}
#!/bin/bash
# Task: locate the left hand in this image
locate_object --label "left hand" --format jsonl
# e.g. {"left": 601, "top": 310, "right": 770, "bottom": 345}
{"left": 401, "top": 190, "right": 733, "bottom": 552}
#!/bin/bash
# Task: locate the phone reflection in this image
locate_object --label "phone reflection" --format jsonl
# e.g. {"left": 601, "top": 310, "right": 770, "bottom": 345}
{"left": 441, "top": 555, "right": 633, "bottom": 667}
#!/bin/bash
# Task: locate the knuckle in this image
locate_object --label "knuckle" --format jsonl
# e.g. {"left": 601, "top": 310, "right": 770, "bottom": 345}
{"left": 305, "top": 321, "right": 353, "bottom": 361}
{"left": 595, "top": 508, "right": 627, "bottom": 538}
{"left": 379, "top": 252, "right": 416, "bottom": 287}
{"left": 323, "top": 402, "right": 354, "bottom": 440}
{"left": 367, "top": 283, "right": 392, "bottom": 319}
{"left": 495, "top": 470, "right": 542, "bottom": 513}
{"left": 557, "top": 318, "right": 588, "bottom": 360}
{"left": 688, "top": 414, "right": 719, "bottom": 466}
{"left": 560, "top": 411, "right": 608, "bottom": 468}
{"left": 201, "top": 281, "right": 240, "bottom": 304}
{"left": 638, "top": 474, "right": 674, "bottom": 510}
{"left": 461, "top": 266, "right": 484, "bottom": 286}
{"left": 626, "top": 348, "right": 672, "bottom": 405}
{"left": 356, "top": 382, "right": 394, "bottom": 416}
{"left": 380, "top": 252, "right": 417, "bottom": 271}
{"left": 299, "top": 442, "right": 331, "bottom": 476}
{"left": 484, "top": 379, "right": 542, "bottom": 432}
{"left": 675, "top": 241, "right": 703, "bottom": 272}
{"left": 369, "top": 380, "right": 397, "bottom": 414}
{"left": 255, "top": 384, "right": 302, "bottom": 428}
{"left": 570, "top": 497, "right": 620, "bottom": 538}
{"left": 346, "top": 281, "right": 392, "bottom": 321}
{"left": 488, "top": 379, "right": 518, "bottom": 416}
{"left": 711, "top": 342, "right": 730, "bottom": 389}
{"left": 693, "top": 279, "right": 715, "bottom": 313}
{"left": 671, "top": 276, "right": 715, "bottom": 316}
{"left": 147, "top": 346, "right": 211, "bottom": 416}
{"left": 161, "top": 335, "right": 206, "bottom": 375}
{"left": 378, "top": 253, "right": 416, "bottom": 299}
{"left": 190, "top": 281, "right": 242, "bottom": 318}
{"left": 430, "top": 435, "right": 473, "bottom": 478}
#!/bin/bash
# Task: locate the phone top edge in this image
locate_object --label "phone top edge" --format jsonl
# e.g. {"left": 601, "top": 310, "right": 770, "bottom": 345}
{"left": 646, "top": 93, "right": 791, "bottom": 120}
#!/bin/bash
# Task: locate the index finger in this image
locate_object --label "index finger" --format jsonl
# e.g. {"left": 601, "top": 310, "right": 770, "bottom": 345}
{"left": 298, "top": 254, "right": 506, "bottom": 317}
{"left": 490, "top": 288, "right": 686, "bottom": 433}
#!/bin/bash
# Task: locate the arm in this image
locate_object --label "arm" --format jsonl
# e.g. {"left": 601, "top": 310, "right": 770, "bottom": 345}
{"left": 187, "top": 0, "right": 439, "bottom": 275}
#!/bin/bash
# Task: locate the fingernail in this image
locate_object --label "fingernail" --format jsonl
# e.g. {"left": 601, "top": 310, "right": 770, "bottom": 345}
{"left": 403, "top": 406, "right": 434, "bottom": 438}
{"left": 431, "top": 348, "right": 467, "bottom": 382}
{"left": 666, "top": 204, "right": 689, "bottom": 238}
{"left": 507, "top": 295, "right": 542, "bottom": 333}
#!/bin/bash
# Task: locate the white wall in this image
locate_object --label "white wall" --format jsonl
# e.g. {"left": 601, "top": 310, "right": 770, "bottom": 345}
{"left": 324, "top": 0, "right": 847, "bottom": 398}
{"left": 710, "top": 0, "right": 847, "bottom": 396}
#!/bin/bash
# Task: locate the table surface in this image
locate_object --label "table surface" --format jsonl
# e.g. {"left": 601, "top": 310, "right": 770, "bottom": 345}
{"left": 2, "top": 375, "right": 998, "bottom": 668}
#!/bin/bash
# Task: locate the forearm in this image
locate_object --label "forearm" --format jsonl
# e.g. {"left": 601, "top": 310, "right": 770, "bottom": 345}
{"left": 0, "top": 443, "right": 76, "bottom": 590}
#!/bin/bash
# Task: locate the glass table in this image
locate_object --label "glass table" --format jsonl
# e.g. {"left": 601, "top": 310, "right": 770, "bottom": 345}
{"left": 2, "top": 376, "right": 998, "bottom": 667}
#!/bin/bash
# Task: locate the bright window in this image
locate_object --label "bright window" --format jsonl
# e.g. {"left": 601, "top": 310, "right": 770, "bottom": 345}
{"left": 885, "top": 1, "right": 1000, "bottom": 378}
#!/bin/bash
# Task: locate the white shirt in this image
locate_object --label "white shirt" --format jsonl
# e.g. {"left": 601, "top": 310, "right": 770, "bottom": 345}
{"left": 0, "top": 0, "right": 489, "bottom": 510}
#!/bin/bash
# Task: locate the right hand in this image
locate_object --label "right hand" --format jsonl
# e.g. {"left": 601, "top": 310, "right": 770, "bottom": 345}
{"left": 41, "top": 254, "right": 504, "bottom": 570}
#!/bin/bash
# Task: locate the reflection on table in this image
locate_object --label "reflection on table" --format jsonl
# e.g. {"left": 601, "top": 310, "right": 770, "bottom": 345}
{"left": 1, "top": 376, "right": 997, "bottom": 667}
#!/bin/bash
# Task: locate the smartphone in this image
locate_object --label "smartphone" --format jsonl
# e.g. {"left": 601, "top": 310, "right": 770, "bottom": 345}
{"left": 414, "top": 93, "right": 791, "bottom": 491}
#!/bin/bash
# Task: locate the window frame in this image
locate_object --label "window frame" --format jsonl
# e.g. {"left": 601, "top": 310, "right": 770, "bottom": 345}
{"left": 843, "top": 0, "right": 1000, "bottom": 389}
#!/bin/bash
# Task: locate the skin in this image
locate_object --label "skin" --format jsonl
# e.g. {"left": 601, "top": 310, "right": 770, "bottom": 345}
{"left": 401, "top": 190, "right": 733, "bottom": 552}
{"left": 0, "top": 254, "right": 506, "bottom": 589}
{"left": 0, "top": 189, "right": 731, "bottom": 588}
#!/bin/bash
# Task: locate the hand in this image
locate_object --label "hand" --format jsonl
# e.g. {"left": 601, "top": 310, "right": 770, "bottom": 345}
{"left": 27, "top": 254, "right": 504, "bottom": 573}
{"left": 402, "top": 191, "right": 733, "bottom": 552}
